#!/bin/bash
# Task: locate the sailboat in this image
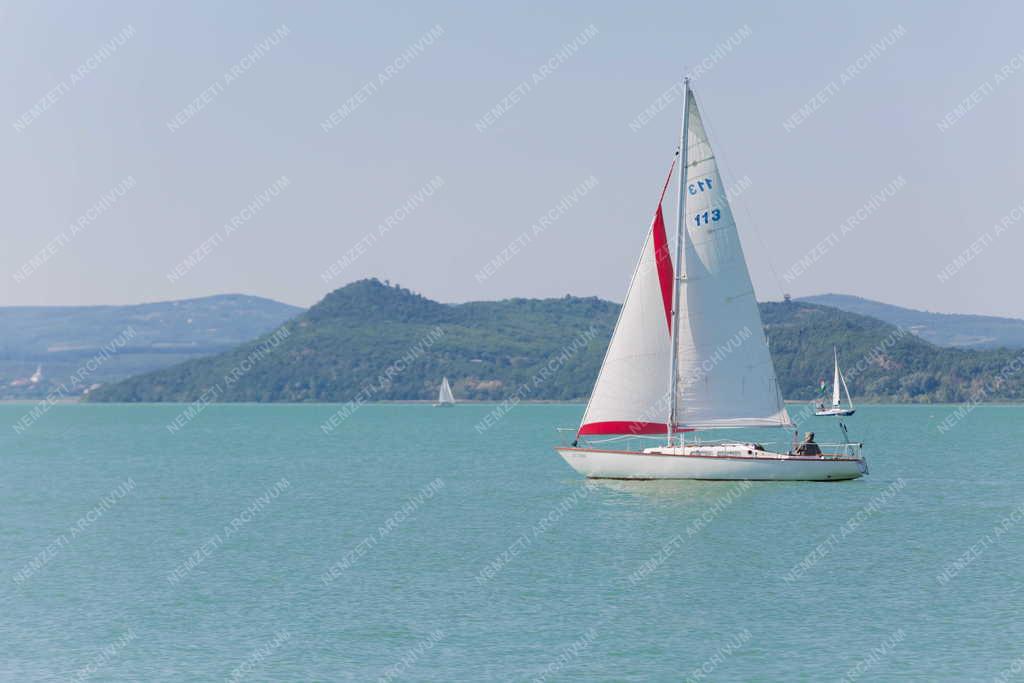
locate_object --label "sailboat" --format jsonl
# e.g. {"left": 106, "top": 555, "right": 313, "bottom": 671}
{"left": 555, "top": 79, "right": 866, "bottom": 481}
{"left": 815, "top": 347, "right": 855, "bottom": 416}
{"left": 435, "top": 377, "right": 455, "bottom": 407}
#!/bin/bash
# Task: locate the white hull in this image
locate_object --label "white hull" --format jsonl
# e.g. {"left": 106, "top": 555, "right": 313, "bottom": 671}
{"left": 815, "top": 407, "right": 855, "bottom": 416}
{"left": 556, "top": 444, "right": 866, "bottom": 481}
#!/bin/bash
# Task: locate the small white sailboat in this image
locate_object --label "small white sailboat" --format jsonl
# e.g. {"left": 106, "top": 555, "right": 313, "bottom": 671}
{"left": 815, "top": 347, "right": 855, "bottom": 417}
{"left": 555, "top": 79, "right": 866, "bottom": 481}
{"left": 434, "top": 376, "right": 455, "bottom": 407}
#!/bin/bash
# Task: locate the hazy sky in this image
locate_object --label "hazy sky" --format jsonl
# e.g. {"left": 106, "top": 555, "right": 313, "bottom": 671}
{"left": 3, "top": 1, "right": 1023, "bottom": 317}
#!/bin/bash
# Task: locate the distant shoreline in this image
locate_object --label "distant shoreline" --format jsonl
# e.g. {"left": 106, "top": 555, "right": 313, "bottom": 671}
{"left": 4, "top": 399, "right": 1024, "bottom": 407}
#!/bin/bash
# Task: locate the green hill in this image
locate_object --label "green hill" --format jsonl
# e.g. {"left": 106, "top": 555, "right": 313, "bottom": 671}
{"left": 86, "top": 280, "right": 616, "bottom": 402}
{"left": 86, "top": 279, "right": 1024, "bottom": 404}
{"left": 0, "top": 294, "right": 301, "bottom": 400}
{"left": 762, "top": 302, "right": 1023, "bottom": 402}
{"left": 799, "top": 293, "right": 1024, "bottom": 349}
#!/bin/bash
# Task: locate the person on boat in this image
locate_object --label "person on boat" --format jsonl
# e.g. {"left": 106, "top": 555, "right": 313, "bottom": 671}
{"left": 794, "top": 432, "right": 822, "bottom": 456}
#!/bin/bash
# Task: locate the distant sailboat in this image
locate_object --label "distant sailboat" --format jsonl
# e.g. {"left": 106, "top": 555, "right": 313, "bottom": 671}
{"left": 815, "top": 347, "right": 855, "bottom": 416}
{"left": 554, "top": 79, "right": 866, "bottom": 481}
{"left": 9, "top": 365, "right": 42, "bottom": 387}
{"left": 435, "top": 377, "right": 455, "bottom": 407}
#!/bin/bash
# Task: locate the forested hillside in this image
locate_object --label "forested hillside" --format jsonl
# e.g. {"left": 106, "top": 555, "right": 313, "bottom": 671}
{"left": 799, "top": 293, "right": 1024, "bottom": 349}
{"left": 0, "top": 294, "right": 301, "bottom": 399}
{"left": 87, "top": 279, "right": 1024, "bottom": 404}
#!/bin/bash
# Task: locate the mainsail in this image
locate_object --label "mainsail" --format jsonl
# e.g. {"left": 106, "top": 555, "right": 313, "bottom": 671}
{"left": 829, "top": 347, "right": 853, "bottom": 409}
{"left": 671, "top": 89, "right": 790, "bottom": 429}
{"left": 578, "top": 163, "right": 676, "bottom": 435}
{"left": 577, "top": 84, "right": 790, "bottom": 437}
{"left": 438, "top": 377, "right": 455, "bottom": 404}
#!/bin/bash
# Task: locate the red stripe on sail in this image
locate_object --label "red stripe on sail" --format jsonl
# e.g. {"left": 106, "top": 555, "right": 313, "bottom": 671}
{"left": 651, "top": 204, "right": 673, "bottom": 333}
{"left": 578, "top": 421, "right": 694, "bottom": 435}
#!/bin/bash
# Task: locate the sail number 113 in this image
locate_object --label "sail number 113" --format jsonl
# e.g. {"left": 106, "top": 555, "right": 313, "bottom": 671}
{"left": 693, "top": 208, "right": 721, "bottom": 226}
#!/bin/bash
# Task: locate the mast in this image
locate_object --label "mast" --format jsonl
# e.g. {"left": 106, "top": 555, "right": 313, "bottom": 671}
{"left": 832, "top": 347, "right": 841, "bottom": 406}
{"left": 667, "top": 77, "right": 691, "bottom": 446}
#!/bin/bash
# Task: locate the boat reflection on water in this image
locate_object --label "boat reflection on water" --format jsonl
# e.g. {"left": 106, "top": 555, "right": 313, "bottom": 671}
{"left": 582, "top": 476, "right": 763, "bottom": 507}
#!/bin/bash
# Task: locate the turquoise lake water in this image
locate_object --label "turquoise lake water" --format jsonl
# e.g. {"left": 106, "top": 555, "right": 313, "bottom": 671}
{"left": 2, "top": 403, "right": 1022, "bottom": 681}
